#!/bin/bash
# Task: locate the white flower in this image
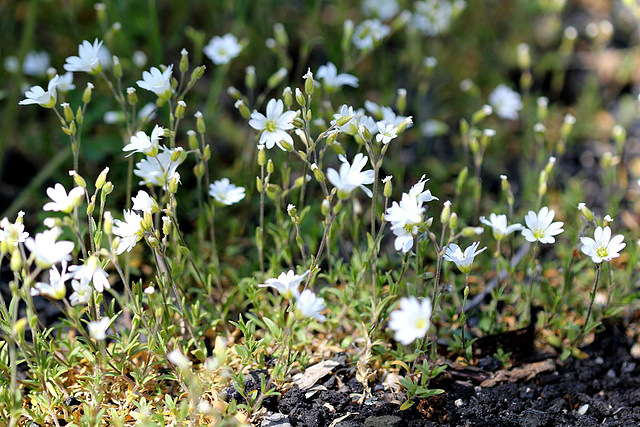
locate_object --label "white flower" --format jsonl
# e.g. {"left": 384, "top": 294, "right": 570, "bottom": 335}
{"left": 88, "top": 317, "right": 111, "bottom": 340}
{"left": 521, "top": 207, "right": 564, "bottom": 244}
{"left": 56, "top": 72, "right": 75, "bottom": 92}
{"left": 480, "top": 213, "right": 523, "bottom": 241}
{"left": 203, "top": 34, "right": 243, "bottom": 65}
{"left": 386, "top": 194, "right": 424, "bottom": 253}
{"left": 408, "top": 175, "right": 438, "bottom": 204}
{"left": 580, "top": 226, "right": 625, "bottom": 264}
{"left": 168, "top": 350, "right": 190, "bottom": 369}
{"left": 316, "top": 62, "right": 359, "bottom": 91}
{"left": 64, "top": 39, "right": 104, "bottom": 74}
{"left": 208, "top": 178, "right": 246, "bottom": 206}
{"left": 327, "top": 153, "right": 375, "bottom": 198}
{"left": 134, "top": 146, "right": 186, "bottom": 187}
{"left": 69, "top": 278, "right": 92, "bottom": 306}
{"left": 19, "top": 75, "right": 60, "bottom": 108}
{"left": 388, "top": 297, "right": 432, "bottom": 345}
{"left": 489, "top": 84, "right": 522, "bottom": 120}
{"left": 0, "top": 215, "right": 29, "bottom": 248}
{"left": 113, "top": 210, "right": 143, "bottom": 255}
{"left": 352, "top": 19, "right": 390, "bottom": 50}
{"left": 25, "top": 228, "right": 74, "bottom": 268}
{"left": 364, "top": 101, "right": 411, "bottom": 128}
{"left": 137, "top": 65, "right": 173, "bottom": 99}
{"left": 413, "top": 0, "right": 458, "bottom": 36}
{"left": 362, "top": 0, "right": 399, "bottom": 20}
{"left": 31, "top": 261, "right": 69, "bottom": 300}
{"left": 131, "top": 190, "right": 158, "bottom": 213}
{"left": 123, "top": 125, "right": 164, "bottom": 156}
{"left": 375, "top": 122, "right": 399, "bottom": 144}
{"left": 42, "top": 183, "right": 84, "bottom": 213}
{"left": 259, "top": 270, "right": 309, "bottom": 299}
{"left": 23, "top": 51, "right": 50, "bottom": 77}
{"left": 249, "top": 99, "right": 297, "bottom": 150}
{"left": 295, "top": 289, "right": 326, "bottom": 322}
{"left": 331, "top": 105, "right": 376, "bottom": 136}
{"left": 444, "top": 242, "right": 487, "bottom": 274}
{"left": 69, "top": 256, "right": 110, "bottom": 293}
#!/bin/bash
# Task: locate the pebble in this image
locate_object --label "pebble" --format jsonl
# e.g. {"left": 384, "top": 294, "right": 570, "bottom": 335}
{"left": 261, "top": 412, "right": 292, "bottom": 427}
{"left": 455, "top": 398, "right": 464, "bottom": 407}
{"left": 364, "top": 415, "right": 403, "bottom": 427}
{"left": 578, "top": 404, "right": 589, "bottom": 415}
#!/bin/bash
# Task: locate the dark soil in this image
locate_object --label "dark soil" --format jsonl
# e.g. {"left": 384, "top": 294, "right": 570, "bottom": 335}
{"left": 258, "top": 322, "right": 640, "bottom": 426}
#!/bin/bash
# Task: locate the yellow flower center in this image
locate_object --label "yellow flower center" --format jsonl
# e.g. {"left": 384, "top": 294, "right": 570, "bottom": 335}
{"left": 596, "top": 246, "right": 609, "bottom": 259}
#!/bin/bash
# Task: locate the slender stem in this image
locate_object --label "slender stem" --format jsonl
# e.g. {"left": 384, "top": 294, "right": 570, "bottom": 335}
{"left": 525, "top": 243, "right": 540, "bottom": 325}
{"left": 576, "top": 263, "right": 602, "bottom": 346}
{"left": 259, "top": 165, "right": 265, "bottom": 274}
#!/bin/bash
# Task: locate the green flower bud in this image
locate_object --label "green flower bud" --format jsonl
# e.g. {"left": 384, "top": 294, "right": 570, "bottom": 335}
{"left": 68, "top": 121, "right": 77, "bottom": 135}
{"left": 175, "top": 100, "right": 186, "bottom": 119}
{"left": 95, "top": 167, "right": 109, "bottom": 190}
{"left": 113, "top": 55, "right": 122, "bottom": 79}
{"left": 279, "top": 140, "right": 293, "bottom": 152}
{"left": 321, "top": 198, "right": 331, "bottom": 216}
{"left": 335, "top": 114, "right": 354, "bottom": 127}
{"left": 311, "top": 164, "right": 325, "bottom": 182}
{"left": 62, "top": 103, "right": 74, "bottom": 123}
{"left": 180, "top": 48, "right": 189, "bottom": 73}
{"left": 341, "top": 20, "right": 354, "bottom": 52}
{"left": 274, "top": 22, "right": 289, "bottom": 47}
{"left": 287, "top": 203, "right": 297, "bottom": 219}
{"left": 13, "top": 317, "right": 27, "bottom": 339}
{"left": 170, "top": 147, "right": 184, "bottom": 163}
{"left": 295, "top": 88, "right": 305, "bottom": 107}
{"left": 10, "top": 248, "right": 21, "bottom": 272}
{"left": 440, "top": 200, "right": 451, "bottom": 225}
{"left": 102, "top": 181, "right": 113, "bottom": 195}
{"left": 256, "top": 176, "right": 263, "bottom": 192}
{"left": 103, "top": 211, "right": 113, "bottom": 235}
{"left": 449, "top": 212, "right": 458, "bottom": 231}
{"left": 456, "top": 167, "right": 468, "bottom": 193}
{"left": 187, "top": 130, "right": 198, "bottom": 150}
{"left": 517, "top": 43, "right": 530, "bottom": 70}
{"left": 245, "top": 65, "right": 256, "bottom": 90}
{"left": 162, "top": 216, "right": 171, "bottom": 236}
{"left": 234, "top": 99, "right": 250, "bottom": 119}
{"left": 396, "top": 88, "right": 407, "bottom": 114}
{"left": 267, "top": 67, "right": 287, "bottom": 89}
{"left": 127, "top": 87, "right": 138, "bottom": 105}
{"left": 169, "top": 172, "right": 180, "bottom": 193}
{"left": 462, "top": 226, "right": 484, "bottom": 237}
{"left": 227, "top": 86, "right": 242, "bottom": 101}
{"left": 283, "top": 87, "right": 293, "bottom": 108}
{"left": 190, "top": 65, "right": 206, "bottom": 84}
{"left": 612, "top": 124, "right": 626, "bottom": 152}
{"left": 195, "top": 111, "right": 206, "bottom": 134}
{"left": 82, "top": 83, "right": 94, "bottom": 104}
{"left": 303, "top": 68, "right": 314, "bottom": 95}
{"left": 577, "top": 203, "right": 594, "bottom": 222}
{"left": 359, "top": 125, "right": 372, "bottom": 141}
{"left": 544, "top": 157, "right": 556, "bottom": 176}
{"left": 561, "top": 114, "right": 576, "bottom": 139}
{"left": 267, "top": 159, "right": 274, "bottom": 173}
{"left": 87, "top": 201, "right": 95, "bottom": 216}
{"left": 471, "top": 105, "right": 492, "bottom": 124}
{"left": 537, "top": 97, "right": 548, "bottom": 122}
{"left": 76, "top": 106, "right": 84, "bottom": 126}
{"left": 383, "top": 176, "right": 393, "bottom": 198}
{"left": 95, "top": 3, "right": 107, "bottom": 27}
{"left": 69, "top": 170, "right": 86, "bottom": 188}
{"left": 203, "top": 145, "right": 211, "bottom": 161}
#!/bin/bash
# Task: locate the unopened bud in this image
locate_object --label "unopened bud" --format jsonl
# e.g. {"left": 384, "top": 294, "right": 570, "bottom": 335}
{"left": 234, "top": 99, "right": 250, "bottom": 119}
{"left": 274, "top": 22, "right": 289, "bottom": 47}
{"left": 169, "top": 172, "right": 181, "bottom": 193}
{"left": 256, "top": 176, "right": 264, "bottom": 192}
{"left": 517, "top": 43, "right": 530, "bottom": 70}
{"left": 472, "top": 105, "right": 492, "bottom": 123}
{"left": 311, "top": 163, "right": 324, "bottom": 182}
{"left": 82, "top": 83, "right": 94, "bottom": 104}
{"left": 545, "top": 157, "right": 556, "bottom": 175}
{"left": 170, "top": 147, "right": 184, "bottom": 163}
{"left": 383, "top": 176, "right": 393, "bottom": 198}
{"left": 449, "top": 212, "right": 458, "bottom": 230}
{"left": 86, "top": 201, "right": 95, "bottom": 216}
{"left": 267, "top": 67, "right": 287, "bottom": 89}
{"left": 175, "top": 100, "right": 186, "bottom": 119}
{"left": 180, "top": 48, "right": 189, "bottom": 73}
{"left": 396, "top": 88, "right": 407, "bottom": 114}
{"left": 190, "top": 65, "right": 206, "bottom": 83}
{"left": 102, "top": 181, "right": 113, "bottom": 195}
{"left": 267, "top": 159, "right": 274, "bottom": 173}
{"left": 104, "top": 211, "right": 113, "bottom": 235}
{"left": 283, "top": 87, "right": 293, "bottom": 108}
{"left": 127, "top": 87, "right": 138, "bottom": 105}
{"left": 440, "top": 200, "right": 451, "bottom": 225}
{"left": 195, "top": 111, "right": 206, "bottom": 134}
{"left": 162, "top": 216, "right": 171, "bottom": 236}
{"left": 187, "top": 130, "right": 198, "bottom": 150}
{"left": 359, "top": 124, "right": 372, "bottom": 141}
{"left": 287, "top": 203, "right": 297, "bottom": 219}
{"left": 10, "top": 249, "right": 21, "bottom": 272}
{"left": 245, "top": 66, "right": 256, "bottom": 90}
{"left": 612, "top": 124, "right": 626, "bottom": 152}
{"left": 69, "top": 170, "right": 86, "bottom": 188}
{"left": 303, "top": 68, "right": 314, "bottom": 95}
{"left": 95, "top": 167, "right": 109, "bottom": 190}
{"left": 227, "top": 86, "right": 242, "bottom": 101}
{"left": 577, "top": 203, "right": 594, "bottom": 222}
{"left": 462, "top": 226, "right": 484, "bottom": 237}
{"left": 113, "top": 55, "right": 122, "bottom": 79}
{"left": 61, "top": 103, "right": 74, "bottom": 122}
{"left": 456, "top": 167, "right": 468, "bottom": 193}
{"left": 321, "top": 199, "right": 331, "bottom": 216}
{"left": 561, "top": 114, "right": 576, "bottom": 139}
{"left": 537, "top": 97, "right": 548, "bottom": 121}
{"left": 295, "top": 88, "right": 305, "bottom": 107}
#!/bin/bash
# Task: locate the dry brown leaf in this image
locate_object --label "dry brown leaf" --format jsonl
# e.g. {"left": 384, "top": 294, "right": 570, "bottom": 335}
{"left": 480, "top": 360, "right": 555, "bottom": 387}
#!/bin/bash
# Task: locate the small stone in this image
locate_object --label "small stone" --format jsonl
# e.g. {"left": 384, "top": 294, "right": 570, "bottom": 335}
{"left": 364, "top": 415, "right": 404, "bottom": 427}
{"left": 519, "top": 408, "right": 550, "bottom": 427}
{"left": 578, "top": 404, "right": 589, "bottom": 415}
{"left": 631, "top": 343, "right": 640, "bottom": 359}
{"left": 455, "top": 398, "right": 464, "bottom": 408}
{"left": 606, "top": 369, "right": 616, "bottom": 378}
{"left": 595, "top": 357, "right": 604, "bottom": 364}
{"left": 622, "top": 362, "right": 636, "bottom": 373}
{"left": 261, "top": 412, "right": 292, "bottom": 427}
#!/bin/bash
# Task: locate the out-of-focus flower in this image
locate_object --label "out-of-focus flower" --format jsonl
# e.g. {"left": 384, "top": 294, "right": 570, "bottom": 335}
{"left": 489, "top": 84, "right": 522, "bottom": 120}
{"left": 316, "top": 62, "right": 359, "bottom": 91}
{"left": 352, "top": 19, "right": 390, "bottom": 50}
{"left": 331, "top": 105, "right": 377, "bottom": 136}
{"left": 362, "top": 0, "right": 399, "bottom": 20}
{"left": 389, "top": 297, "right": 432, "bottom": 345}
{"left": 209, "top": 178, "right": 246, "bottom": 206}
{"left": 443, "top": 242, "right": 486, "bottom": 274}
{"left": 42, "top": 183, "right": 84, "bottom": 213}
{"left": 137, "top": 66, "right": 173, "bottom": 99}
{"left": 23, "top": 51, "right": 50, "bottom": 77}
{"left": 249, "top": 99, "right": 297, "bottom": 150}
{"left": 521, "top": 207, "right": 564, "bottom": 244}
{"left": 413, "top": 0, "right": 464, "bottom": 36}
{"left": 56, "top": 72, "right": 75, "bottom": 92}
{"left": 327, "top": 153, "right": 375, "bottom": 199}
{"left": 295, "top": 289, "right": 326, "bottom": 321}
{"left": 203, "top": 34, "right": 243, "bottom": 65}
{"left": 19, "top": 75, "right": 60, "bottom": 108}
{"left": 88, "top": 317, "right": 110, "bottom": 340}
{"left": 69, "top": 256, "right": 110, "bottom": 292}
{"left": 375, "top": 122, "right": 399, "bottom": 144}
{"left": 64, "top": 39, "right": 104, "bottom": 74}
{"left": 580, "top": 226, "right": 625, "bottom": 264}
{"left": 0, "top": 213, "right": 29, "bottom": 249}
{"left": 69, "top": 278, "right": 92, "bottom": 306}
{"left": 25, "top": 228, "right": 74, "bottom": 268}
{"left": 480, "top": 213, "right": 523, "bottom": 241}
{"left": 167, "top": 350, "right": 190, "bottom": 369}
{"left": 259, "top": 270, "right": 309, "bottom": 299}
